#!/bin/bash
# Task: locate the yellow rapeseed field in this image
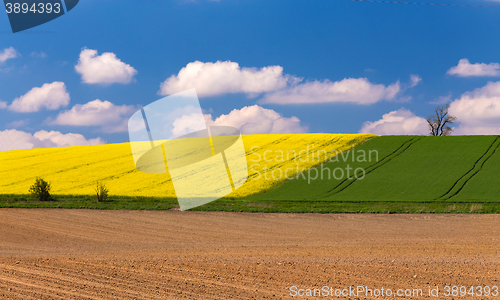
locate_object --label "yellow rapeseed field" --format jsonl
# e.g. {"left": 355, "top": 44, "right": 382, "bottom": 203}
{"left": 0, "top": 134, "right": 374, "bottom": 198}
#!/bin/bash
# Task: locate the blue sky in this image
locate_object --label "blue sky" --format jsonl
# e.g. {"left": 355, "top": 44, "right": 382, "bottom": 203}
{"left": 1, "top": 0, "right": 500, "bottom": 150}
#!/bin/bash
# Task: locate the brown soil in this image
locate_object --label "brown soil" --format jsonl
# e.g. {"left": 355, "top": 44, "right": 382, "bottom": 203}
{"left": 0, "top": 209, "right": 498, "bottom": 299}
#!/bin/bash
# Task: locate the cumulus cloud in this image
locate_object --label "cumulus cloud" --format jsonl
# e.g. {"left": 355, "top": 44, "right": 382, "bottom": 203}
{"left": 360, "top": 108, "right": 428, "bottom": 135}
{"left": 409, "top": 74, "right": 422, "bottom": 87}
{"left": 0, "top": 100, "right": 7, "bottom": 109}
{"left": 0, "top": 129, "right": 104, "bottom": 151}
{"left": 430, "top": 93, "right": 452, "bottom": 105}
{"left": 261, "top": 78, "right": 401, "bottom": 105}
{"left": 205, "top": 105, "right": 307, "bottom": 134}
{"left": 51, "top": 99, "right": 137, "bottom": 133}
{"left": 75, "top": 48, "right": 138, "bottom": 85}
{"left": 6, "top": 119, "right": 29, "bottom": 129}
{"left": 448, "top": 81, "right": 500, "bottom": 134}
{"left": 447, "top": 58, "right": 500, "bottom": 77}
{"left": 9, "top": 82, "right": 70, "bottom": 113}
{"left": 159, "top": 60, "right": 294, "bottom": 97}
{"left": 171, "top": 113, "right": 209, "bottom": 138}
{"left": 159, "top": 61, "right": 420, "bottom": 105}
{"left": 0, "top": 47, "right": 18, "bottom": 63}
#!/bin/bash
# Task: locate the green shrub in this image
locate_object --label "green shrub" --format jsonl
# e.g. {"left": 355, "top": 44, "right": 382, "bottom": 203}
{"left": 28, "top": 177, "right": 52, "bottom": 201}
{"left": 95, "top": 181, "right": 109, "bottom": 202}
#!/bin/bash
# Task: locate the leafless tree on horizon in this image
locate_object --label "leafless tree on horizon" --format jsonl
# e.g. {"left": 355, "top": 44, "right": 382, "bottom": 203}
{"left": 427, "top": 104, "right": 457, "bottom": 136}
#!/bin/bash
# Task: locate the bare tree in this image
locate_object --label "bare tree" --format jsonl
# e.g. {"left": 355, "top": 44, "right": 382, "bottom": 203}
{"left": 427, "top": 104, "right": 457, "bottom": 136}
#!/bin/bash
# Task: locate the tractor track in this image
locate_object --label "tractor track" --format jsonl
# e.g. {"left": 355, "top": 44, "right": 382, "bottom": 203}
{"left": 322, "top": 137, "right": 422, "bottom": 198}
{"left": 437, "top": 136, "right": 500, "bottom": 201}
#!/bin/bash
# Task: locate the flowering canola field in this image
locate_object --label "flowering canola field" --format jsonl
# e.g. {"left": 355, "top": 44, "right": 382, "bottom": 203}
{"left": 0, "top": 134, "right": 374, "bottom": 198}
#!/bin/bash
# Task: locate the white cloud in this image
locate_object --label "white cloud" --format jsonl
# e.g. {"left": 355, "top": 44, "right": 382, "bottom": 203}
{"left": 51, "top": 99, "right": 137, "bottom": 133}
{"left": 430, "top": 93, "right": 452, "bottom": 105}
{"left": 6, "top": 119, "right": 29, "bottom": 129}
{"left": 159, "top": 60, "right": 295, "bottom": 97}
{"left": 0, "top": 47, "right": 18, "bottom": 63}
{"left": 409, "top": 74, "right": 422, "bottom": 87}
{"left": 33, "top": 131, "right": 104, "bottom": 148}
{"left": 261, "top": 78, "right": 401, "bottom": 105}
{"left": 160, "top": 61, "right": 419, "bottom": 105}
{"left": 447, "top": 58, "right": 500, "bottom": 77}
{"left": 9, "top": 82, "right": 70, "bottom": 113}
{"left": 206, "top": 105, "right": 308, "bottom": 134}
{"left": 75, "top": 48, "right": 138, "bottom": 85}
{"left": 0, "top": 100, "right": 7, "bottom": 109}
{"left": 0, "top": 129, "right": 104, "bottom": 151}
{"left": 448, "top": 81, "right": 500, "bottom": 134}
{"left": 360, "top": 108, "right": 428, "bottom": 135}
{"left": 171, "top": 113, "right": 208, "bottom": 138}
